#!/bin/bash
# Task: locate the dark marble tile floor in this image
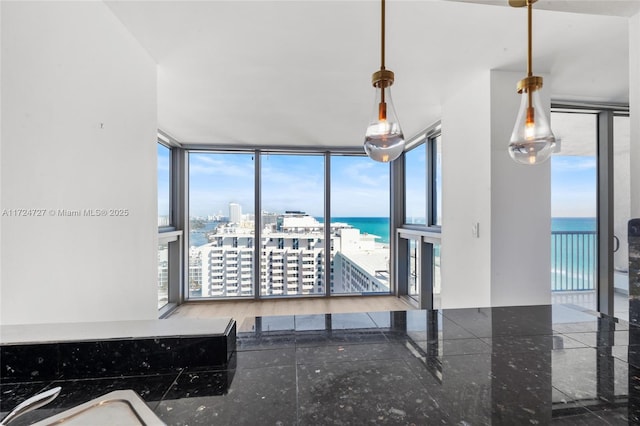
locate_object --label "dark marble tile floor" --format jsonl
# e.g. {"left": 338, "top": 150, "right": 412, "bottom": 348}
{"left": 3, "top": 304, "right": 640, "bottom": 425}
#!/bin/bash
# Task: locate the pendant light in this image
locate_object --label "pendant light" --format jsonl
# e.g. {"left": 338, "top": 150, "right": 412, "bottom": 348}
{"left": 364, "top": 0, "right": 405, "bottom": 163}
{"left": 508, "top": 0, "right": 556, "bottom": 165}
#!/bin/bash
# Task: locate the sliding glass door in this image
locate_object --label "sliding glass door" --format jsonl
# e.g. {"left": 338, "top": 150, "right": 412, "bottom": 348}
{"left": 550, "top": 111, "right": 598, "bottom": 310}
{"left": 550, "top": 107, "right": 630, "bottom": 319}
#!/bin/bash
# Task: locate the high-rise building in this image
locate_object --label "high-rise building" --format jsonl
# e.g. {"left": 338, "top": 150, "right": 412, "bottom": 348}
{"left": 229, "top": 203, "right": 242, "bottom": 224}
{"left": 331, "top": 228, "right": 389, "bottom": 293}
{"left": 189, "top": 212, "right": 389, "bottom": 297}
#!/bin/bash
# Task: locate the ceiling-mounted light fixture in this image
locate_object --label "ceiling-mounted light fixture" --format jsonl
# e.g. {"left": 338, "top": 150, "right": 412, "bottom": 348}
{"left": 364, "top": 0, "right": 404, "bottom": 163}
{"left": 508, "top": 0, "right": 556, "bottom": 165}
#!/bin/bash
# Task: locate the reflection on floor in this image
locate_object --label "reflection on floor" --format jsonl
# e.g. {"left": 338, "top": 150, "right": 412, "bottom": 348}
{"left": 552, "top": 290, "right": 629, "bottom": 321}
{"left": 3, "top": 304, "right": 638, "bottom": 425}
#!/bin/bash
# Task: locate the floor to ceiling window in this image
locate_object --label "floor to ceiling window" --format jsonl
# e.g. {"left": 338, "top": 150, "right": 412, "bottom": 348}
{"left": 158, "top": 144, "right": 171, "bottom": 229}
{"left": 431, "top": 135, "right": 442, "bottom": 308}
{"left": 397, "top": 125, "right": 442, "bottom": 309}
{"left": 403, "top": 132, "right": 442, "bottom": 228}
{"left": 330, "top": 155, "right": 390, "bottom": 294}
{"left": 180, "top": 124, "right": 442, "bottom": 303}
{"left": 261, "top": 153, "right": 325, "bottom": 296}
{"left": 550, "top": 111, "right": 598, "bottom": 309}
{"left": 405, "top": 143, "right": 427, "bottom": 225}
{"left": 550, "top": 111, "right": 629, "bottom": 415}
{"left": 185, "top": 149, "right": 399, "bottom": 300}
{"left": 188, "top": 152, "right": 255, "bottom": 298}
{"left": 157, "top": 140, "right": 182, "bottom": 314}
{"left": 157, "top": 143, "right": 171, "bottom": 308}
{"left": 432, "top": 134, "right": 443, "bottom": 227}
{"left": 550, "top": 107, "right": 630, "bottom": 320}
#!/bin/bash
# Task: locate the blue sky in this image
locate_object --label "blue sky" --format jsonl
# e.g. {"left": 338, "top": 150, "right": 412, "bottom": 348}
{"left": 158, "top": 144, "right": 597, "bottom": 220}
{"left": 185, "top": 152, "right": 390, "bottom": 218}
{"left": 551, "top": 156, "right": 596, "bottom": 217}
{"left": 404, "top": 144, "right": 427, "bottom": 222}
{"left": 158, "top": 144, "right": 171, "bottom": 217}
{"left": 549, "top": 111, "right": 598, "bottom": 218}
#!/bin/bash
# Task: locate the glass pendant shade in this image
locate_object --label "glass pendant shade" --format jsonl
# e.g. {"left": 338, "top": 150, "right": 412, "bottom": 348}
{"left": 364, "top": 85, "right": 405, "bottom": 163}
{"left": 508, "top": 88, "right": 556, "bottom": 165}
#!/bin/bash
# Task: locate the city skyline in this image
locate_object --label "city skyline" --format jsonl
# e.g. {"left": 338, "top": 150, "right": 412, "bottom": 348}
{"left": 158, "top": 145, "right": 600, "bottom": 220}
{"left": 186, "top": 212, "right": 389, "bottom": 298}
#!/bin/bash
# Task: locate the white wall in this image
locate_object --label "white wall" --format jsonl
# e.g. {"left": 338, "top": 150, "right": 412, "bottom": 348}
{"left": 489, "top": 70, "right": 551, "bottom": 306}
{"left": 441, "top": 71, "right": 493, "bottom": 308}
{"left": 440, "top": 70, "right": 551, "bottom": 308}
{"left": 0, "top": 2, "right": 3, "bottom": 307}
{"left": 1, "top": 2, "right": 158, "bottom": 325}
{"left": 630, "top": 12, "right": 640, "bottom": 219}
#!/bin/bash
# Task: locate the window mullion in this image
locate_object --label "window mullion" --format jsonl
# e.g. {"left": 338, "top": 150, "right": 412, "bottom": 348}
{"left": 254, "top": 149, "right": 262, "bottom": 299}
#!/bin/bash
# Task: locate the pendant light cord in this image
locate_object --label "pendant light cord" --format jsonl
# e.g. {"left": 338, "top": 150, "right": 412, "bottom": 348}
{"left": 527, "top": 0, "right": 532, "bottom": 77}
{"left": 527, "top": 0, "right": 533, "bottom": 111}
{"left": 380, "top": 0, "right": 386, "bottom": 105}
{"left": 381, "top": 0, "right": 386, "bottom": 71}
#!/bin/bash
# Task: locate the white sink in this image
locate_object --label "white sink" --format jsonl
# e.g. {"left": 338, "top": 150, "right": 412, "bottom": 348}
{"left": 31, "top": 390, "right": 165, "bottom": 426}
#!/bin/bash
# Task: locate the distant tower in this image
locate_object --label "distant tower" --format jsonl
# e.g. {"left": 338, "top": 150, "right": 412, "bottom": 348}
{"left": 229, "top": 203, "right": 242, "bottom": 224}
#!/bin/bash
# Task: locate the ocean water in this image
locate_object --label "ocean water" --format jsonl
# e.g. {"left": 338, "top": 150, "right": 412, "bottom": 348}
{"left": 189, "top": 217, "right": 392, "bottom": 247}
{"left": 329, "top": 217, "right": 390, "bottom": 244}
{"left": 188, "top": 217, "right": 594, "bottom": 291}
{"left": 552, "top": 217, "right": 596, "bottom": 232}
{"left": 551, "top": 217, "right": 597, "bottom": 291}
{"left": 189, "top": 217, "right": 595, "bottom": 248}
{"left": 332, "top": 217, "right": 597, "bottom": 246}
{"left": 188, "top": 221, "right": 220, "bottom": 247}
{"left": 330, "top": 216, "right": 597, "bottom": 291}
{"left": 189, "top": 217, "right": 595, "bottom": 242}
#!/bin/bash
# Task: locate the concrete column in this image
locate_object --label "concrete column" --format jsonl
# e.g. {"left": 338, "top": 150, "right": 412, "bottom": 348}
{"left": 490, "top": 70, "right": 551, "bottom": 307}
{"left": 440, "top": 70, "right": 551, "bottom": 308}
{"left": 441, "top": 71, "right": 492, "bottom": 308}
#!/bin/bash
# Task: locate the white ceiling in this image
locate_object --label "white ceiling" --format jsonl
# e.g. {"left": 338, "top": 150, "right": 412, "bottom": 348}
{"left": 105, "top": 0, "right": 636, "bottom": 148}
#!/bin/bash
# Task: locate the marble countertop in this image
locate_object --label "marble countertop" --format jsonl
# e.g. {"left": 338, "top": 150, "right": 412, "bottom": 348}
{"left": 0, "top": 318, "right": 233, "bottom": 345}
{"left": 1, "top": 304, "right": 638, "bottom": 425}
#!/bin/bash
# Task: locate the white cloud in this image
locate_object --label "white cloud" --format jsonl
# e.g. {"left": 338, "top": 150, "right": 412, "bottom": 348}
{"left": 337, "top": 161, "right": 388, "bottom": 188}
{"left": 552, "top": 188, "right": 596, "bottom": 217}
{"left": 552, "top": 156, "right": 596, "bottom": 171}
{"left": 189, "top": 154, "right": 254, "bottom": 177}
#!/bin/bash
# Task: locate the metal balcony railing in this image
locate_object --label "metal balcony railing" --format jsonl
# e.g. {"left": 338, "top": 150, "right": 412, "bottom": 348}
{"left": 552, "top": 230, "right": 596, "bottom": 291}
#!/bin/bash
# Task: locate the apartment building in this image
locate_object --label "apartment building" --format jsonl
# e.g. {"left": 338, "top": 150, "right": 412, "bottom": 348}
{"left": 187, "top": 212, "right": 389, "bottom": 297}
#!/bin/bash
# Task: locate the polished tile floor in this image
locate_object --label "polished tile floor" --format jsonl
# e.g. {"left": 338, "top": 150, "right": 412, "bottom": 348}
{"left": 552, "top": 289, "right": 630, "bottom": 321}
{"left": 3, "top": 303, "right": 638, "bottom": 425}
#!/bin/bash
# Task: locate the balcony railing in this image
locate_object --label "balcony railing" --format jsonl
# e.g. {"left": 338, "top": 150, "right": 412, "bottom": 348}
{"left": 552, "top": 230, "right": 596, "bottom": 291}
